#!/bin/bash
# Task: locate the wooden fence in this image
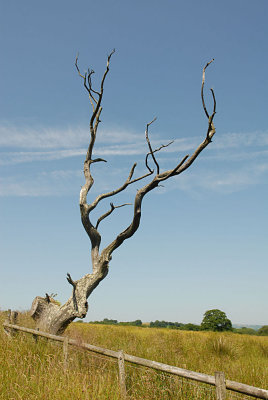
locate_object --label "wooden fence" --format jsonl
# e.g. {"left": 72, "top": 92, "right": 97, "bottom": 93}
{"left": 3, "top": 315, "right": 268, "bottom": 400}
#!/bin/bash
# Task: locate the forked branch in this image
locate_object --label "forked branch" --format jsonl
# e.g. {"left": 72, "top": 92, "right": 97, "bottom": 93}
{"left": 75, "top": 55, "right": 98, "bottom": 110}
{"left": 201, "top": 59, "right": 215, "bottom": 118}
{"left": 201, "top": 59, "right": 216, "bottom": 142}
{"left": 145, "top": 117, "right": 160, "bottom": 174}
{"left": 145, "top": 140, "right": 174, "bottom": 173}
{"left": 89, "top": 163, "right": 154, "bottom": 213}
{"left": 96, "top": 202, "right": 132, "bottom": 229}
{"left": 78, "top": 54, "right": 217, "bottom": 279}
{"left": 99, "top": 59, "right": 217, "bottom": 262}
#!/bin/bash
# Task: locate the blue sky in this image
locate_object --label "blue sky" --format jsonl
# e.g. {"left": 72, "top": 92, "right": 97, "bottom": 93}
{"left": 0, "top": 0, "right": 267, "bottom": 325}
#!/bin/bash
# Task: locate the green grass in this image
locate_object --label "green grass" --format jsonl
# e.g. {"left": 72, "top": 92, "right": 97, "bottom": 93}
{"left": 1, "top": 311, "right": 267, "bottom": 399}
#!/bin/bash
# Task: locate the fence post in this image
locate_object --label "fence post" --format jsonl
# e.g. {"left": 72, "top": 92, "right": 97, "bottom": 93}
{"left": 3, "top": 309, "right": 11, "bottom": 336}
{"left": 215, "top": 371, "right": 226, "bottom": 400}
{"left": 11, "top": 311, "right": 18, "bottom": 336}
{"left": 63, "top": 337, "right": 69, "bottom": 371}
{"left": 33, "top": 328, "right": 39, "bottom": 344}
{"left": 4, "top": 309, "right": 18, "bottom": 336}
{"left": 118, "top": 350, "right": 127, "bottom": 399}
{"left": 10, "top": 311, "right": 18, "bottom": 325}
{"left": 5, "top": 309, "right": 11, "bottom": 323}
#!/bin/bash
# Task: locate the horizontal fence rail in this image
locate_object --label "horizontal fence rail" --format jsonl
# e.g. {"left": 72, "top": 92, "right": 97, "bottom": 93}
{"left": 3, "top": 321, "right": 268, "bottom": 400}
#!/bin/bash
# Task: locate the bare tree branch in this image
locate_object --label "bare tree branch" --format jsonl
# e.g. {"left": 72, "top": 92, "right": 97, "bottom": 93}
{"left": 89, "top": 163, "right": 136, "bottom": 212}
{"left": 87, "top": 50, "right": 115, "bottom": 162}
{"left": 100, "top": 177, "right": 159, "bottom": 261}
{"left": 96, "top": 202, "right": 132, "bottom": 229}
{"left": 79, "top": 55, "right": 217, "bottom": 290}
{"left": 91, "top": 157, "right": 107, "bottom": 164}
{"left": 211, "top": 87, "right": 216, "bottom": 114}
{"left": 145, "top": 117, "right": 160, "bottom": 174}
{"left": 128, "top": 170, "right": 154, "bottom": 184}
{"left": 87, "top": 68, "right": 100, "bottom": 97}
{"left": 100, "top": 59, "right": 217, "bottom": 262}
{"left": 145, "top": 141, "right": 174, "bottom": 173}
{"left": 89, "top": 164, "right": 155, "bottom": 213}
{"left": 206, "top": 88, "right": 216, "bottom": 142}
{"left": 66, "top": 273, "right": 77, "bottom": 289}
{"left": 201, "top": 58, "right": 214, "bottom": 118}
{"left": 75, "top": 54, "right": 86, "bottom": 81}
{"left": 158, "top": 154, "right": 190, "bottom": 181}
{"left": 75, "top": 55, "right": 98, "bottom": 111}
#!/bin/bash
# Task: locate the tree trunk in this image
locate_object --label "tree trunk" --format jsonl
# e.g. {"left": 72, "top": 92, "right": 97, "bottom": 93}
{"left": 30, "top": 268, "right": 108, "bottom": 335}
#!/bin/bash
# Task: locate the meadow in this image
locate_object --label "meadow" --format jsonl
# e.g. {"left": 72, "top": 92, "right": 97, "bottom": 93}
{"left": 0, "top": 311, "right": 267, "bottom": 399}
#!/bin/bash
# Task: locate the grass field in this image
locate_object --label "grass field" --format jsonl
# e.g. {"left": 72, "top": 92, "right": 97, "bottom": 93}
{"left": 0, "top": 311, "right": 267, "bottom": 399}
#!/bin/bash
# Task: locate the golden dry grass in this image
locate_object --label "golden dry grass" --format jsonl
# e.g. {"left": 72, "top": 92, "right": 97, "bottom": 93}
{"left": 0, "top": 311, "right": 267, "bottom": 399}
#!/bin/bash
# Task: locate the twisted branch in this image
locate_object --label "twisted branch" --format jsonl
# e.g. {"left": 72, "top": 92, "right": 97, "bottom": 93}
{"left": 201, "top": 59, "right": 214, "bottom": 118}
{"left": 75, "top": 55, "right": 98, "bottom": 110}
{"left": 96, "top": 202, "right": 132, "bottom": 229}
{"left": 145, "top": 117, "right": 160, "bottom": 174}
{"left": 99, "top": 59, "right": 217, "bottom": 262}
{"left": 77, "top": 53, "right": 217, "bottom": 280}
{"left": 145, "top": 140, "right": 174, "bottom": 173}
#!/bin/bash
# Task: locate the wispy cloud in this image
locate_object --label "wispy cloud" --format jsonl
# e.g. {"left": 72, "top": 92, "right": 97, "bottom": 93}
{"left": 171, "top": 161, "right": 268, "bottom": 194}
{"left": 0, "top": 169, "right": 83, "bottom": 197}
{"left": 0, "top": 123, "right": 142, "bottom": 149}
{"left": 0, "top": 166, "right": 134, "bottom": 197}
{"left": 1, "top": 158, "right": 267, "bottom": 198}
{"left": 0, "top": 124, "right": 87, "bottom": 149}
{"left": 212, "top": 131, "right": 268, "bottom": 149}
{"left": 1, "top": 122, "right": 267, "bottom": 196}
{"left": 0, "top": 149, "right": 86, "bottom": 165}
{"left": 0, "top": 122, "right": 267, "bottom": 165}
{"left": 0, "top": 178, "right": 57, "bottom": 197}
{"left": 0, "top": 122, "right": 196, "bottom": 164}
{"left": 202, "top": 149, "right": 268, "bottom": 162}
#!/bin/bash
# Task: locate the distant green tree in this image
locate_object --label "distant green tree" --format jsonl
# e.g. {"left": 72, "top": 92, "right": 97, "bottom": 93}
{"left": 166, "top": 322, "right": 176, "bottom": 329}
{"left": 150, "top": 320, "right": 167, "bottom": 328}
{"left": 258, "top": 325, "right": 268, "bottom": 336}
{"left": 181, "top": 323, "right": 201, "bottom": 331}
{"left": 149, "top": 320, "right": 183, "bottom": 329}
{"left": 233, "top": 327, "right": 256, "bottom": 335}
{"left": 103, "top": 318, "right": 118, "bottom": 325}
{"left": 119, "top": 320, "right": 142, "bottom": 326}
{"left": 133, "top": 319, "right": 142, "bottom": 326}
{"left": 201, "top": 309, "right": 232, "bottom": 332}
{"left": 173, "top": 322, "right": 182, "bottom": 329}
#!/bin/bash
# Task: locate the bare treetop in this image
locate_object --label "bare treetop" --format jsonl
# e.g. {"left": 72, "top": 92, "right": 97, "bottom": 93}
{"left": 30, "top": 52, "right": 217, "bottom": 335}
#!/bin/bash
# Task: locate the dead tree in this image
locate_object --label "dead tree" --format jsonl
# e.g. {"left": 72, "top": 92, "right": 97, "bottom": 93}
{"left": 30, "top": 52, "right": 216, "bottom": 335}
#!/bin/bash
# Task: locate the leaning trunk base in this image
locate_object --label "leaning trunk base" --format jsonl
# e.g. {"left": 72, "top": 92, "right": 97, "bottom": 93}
{"left": 30, "top": 296, "right": 78, "bottom": 335}
{"left": 30, "top": 269, "right": 108, "bottom": 335}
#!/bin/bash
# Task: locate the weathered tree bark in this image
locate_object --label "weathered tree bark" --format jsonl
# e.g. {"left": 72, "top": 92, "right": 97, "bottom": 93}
{"left": 30, "top": 53, "right": 217, "bottom": 335}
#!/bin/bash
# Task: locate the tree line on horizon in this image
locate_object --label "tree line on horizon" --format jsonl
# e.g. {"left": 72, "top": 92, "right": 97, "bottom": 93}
{"left": 83, "top": 309, "right": 268, "bottom": 336}
{"left": 82, "top": 318, "right": 268, "bottom": 335}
